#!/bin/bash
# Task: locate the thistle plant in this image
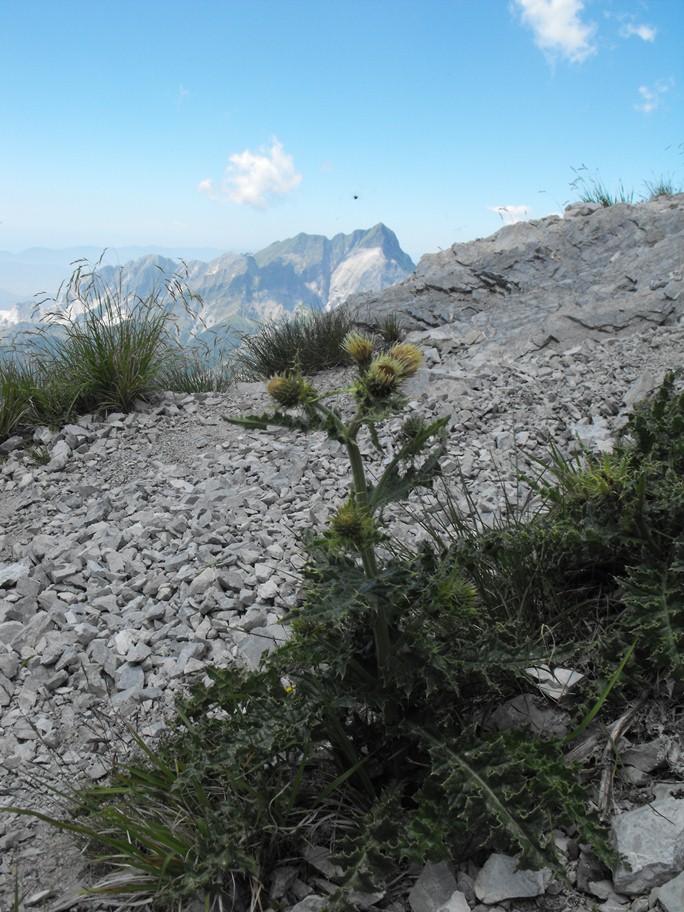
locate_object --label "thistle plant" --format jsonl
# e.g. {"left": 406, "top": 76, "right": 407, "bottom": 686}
{"left": 219, "top": 342, "right": 615, "bottom": 890}
{"left": 227, "top": 334, "right": 449, "bottom": 685}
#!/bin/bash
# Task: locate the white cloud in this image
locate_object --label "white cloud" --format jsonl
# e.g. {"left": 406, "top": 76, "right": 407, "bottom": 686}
{"left": 619, "top": 22, "right": 656, "bottom": 42}
{"left": 198, "top": 140, "right": 302, "bottom": 209}
{"left": 513, "top": 0, "right": 597, "bottom": 63}
{"left": 487, "top": 205, "right": 531, "bottom": 224}
{"left": 197, "top": 178, "right": 216, "bottom": 198}
{"left": 635, "top": 78, "right": 674, "bottom": 114}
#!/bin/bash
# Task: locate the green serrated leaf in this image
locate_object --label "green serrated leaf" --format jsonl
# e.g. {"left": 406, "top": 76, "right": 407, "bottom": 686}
{"left": 621, "top": 557, "right": 684, "bottom": 682}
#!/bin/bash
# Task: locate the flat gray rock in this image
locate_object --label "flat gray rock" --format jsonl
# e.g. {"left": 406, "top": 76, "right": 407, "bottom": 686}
{"left": 288, "top": 897, "right": 328, "bottom": 912}
{"left": 655, "top": 870, "right": 684, "bottom": 912}
{"left": 474, "top": 853, "right": 551, "bottom": 903}
{"left": 0, "top": 562, "right": 28, "bottom": 587}
{"left": 409, "top": 861, "right": 457, "bottom": 912}
{"left": 348, "top": 194, "right": 684, "bottom": 362}
{"left": 236, "top": 623, "right": 289, "bottom": 670}
{"left": 612, "top": 797, "right": 684, "bottom": 894}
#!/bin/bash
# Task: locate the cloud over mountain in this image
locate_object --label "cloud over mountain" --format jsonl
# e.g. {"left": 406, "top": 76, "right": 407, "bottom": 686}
{"left": 198, "top": 140, "right": 302, "bottom": 209}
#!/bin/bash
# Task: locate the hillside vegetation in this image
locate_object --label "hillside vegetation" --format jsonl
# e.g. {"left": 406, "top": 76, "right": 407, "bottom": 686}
{"left": 1, "top": 186, "right": 683, "bottom": 910}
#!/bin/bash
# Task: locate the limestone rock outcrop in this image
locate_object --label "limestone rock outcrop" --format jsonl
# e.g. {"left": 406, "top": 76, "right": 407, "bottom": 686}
{"left": 348, "top": 195, "right": 683, "bottom": 361}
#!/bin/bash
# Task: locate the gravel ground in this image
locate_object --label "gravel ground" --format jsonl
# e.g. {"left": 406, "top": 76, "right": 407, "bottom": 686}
{"left": 1, "top": 322, "right": 683, "bottom": 911}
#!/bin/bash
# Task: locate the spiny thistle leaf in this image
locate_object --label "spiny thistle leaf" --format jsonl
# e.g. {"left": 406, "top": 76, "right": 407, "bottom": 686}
{"left": 621, "top": 554, "right": 684, "bottom": 682}
{"left": 369, "top": 416, "right": 449, "bottom": 511}
{"left": 223, "top": 409, "right": 325, "bottom": 434}
{"left": 329, "top": 786, "right": 409, "bottom": 909}
{"left": 412, "top": 727, "right": 612, "bottom": 870}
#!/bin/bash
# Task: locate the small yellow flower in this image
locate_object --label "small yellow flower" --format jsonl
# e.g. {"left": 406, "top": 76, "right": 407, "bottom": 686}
{"left": 266, "top": 373, "right": 315, "bottom": 409}
{"left": 388, "top": 342, "right": 423, "bottom": 377}
{"left": 281, "top": 676, "right": 295, "bottom": 694}
{"left": 342, "top": 331, "right": 375, "bottom": 364}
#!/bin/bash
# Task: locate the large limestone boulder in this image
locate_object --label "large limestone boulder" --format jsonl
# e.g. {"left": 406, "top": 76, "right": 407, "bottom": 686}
{"left": 348, "top": 194, "right": 684, "bottom": 361}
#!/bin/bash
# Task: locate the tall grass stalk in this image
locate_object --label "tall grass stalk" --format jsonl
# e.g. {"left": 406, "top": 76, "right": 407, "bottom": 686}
{"left": 570, "top": 165, "right": 634, "bottom": 207}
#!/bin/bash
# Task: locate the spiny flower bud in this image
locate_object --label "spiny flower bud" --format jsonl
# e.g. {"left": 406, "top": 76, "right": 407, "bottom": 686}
{"left": 331, "top": 502, "right": 376, "bottom": 546}
{"left": 363, "top": 354, "right": 405, "bottom": 399}
{"left": 342, "top": 331, "right": 374, "bottom": 364}
{"left": 401, "top": 414, "right": 427, "bottom": 440}
{"left": 266, "top": 373, "right": 315, "bottom": 409}
{"left": 388, "top": 342, "right": 423, "bottom": 377}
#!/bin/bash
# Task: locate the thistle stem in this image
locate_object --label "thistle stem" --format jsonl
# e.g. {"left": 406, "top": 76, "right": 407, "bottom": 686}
{"left": 344, "top": 431, "right": 393, "bottom": 684}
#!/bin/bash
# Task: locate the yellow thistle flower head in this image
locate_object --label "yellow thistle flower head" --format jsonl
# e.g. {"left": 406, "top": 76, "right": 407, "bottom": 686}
{"left": 266, "top": 373, "right": 315, "bottom": 409}
{"left": 362, "top": 354, "right": 405, "bottom": 399}
{"left": 341, "top": 330, "right": 375, "bottom": 364}
{"left": 388, "top": 342, "right": 423, "bottom": 377}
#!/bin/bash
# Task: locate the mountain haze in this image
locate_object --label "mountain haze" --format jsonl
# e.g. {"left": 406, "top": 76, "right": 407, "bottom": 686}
{"left": 0, "top": 225, "right": 415, "bottom": 347}
{"left": 0, "top": 246, "right": 226, "bottom": 307}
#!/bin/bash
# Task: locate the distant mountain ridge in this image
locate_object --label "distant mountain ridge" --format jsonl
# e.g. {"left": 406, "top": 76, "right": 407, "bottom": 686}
{"left": 0, "top": 225, "right": 415, "bottom": 346}
{"left": 0, "top": 245, "right": 227, "bottom": 308}
{"left": 182, "top": 222, "right": 414, "bottom": 321}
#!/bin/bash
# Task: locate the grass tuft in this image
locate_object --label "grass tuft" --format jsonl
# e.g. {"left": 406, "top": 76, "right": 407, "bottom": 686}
{"left": 0, "top": 257, "right": 237, "bottom": 443}
{"left": 643, "top": 173, "right": 683, "bottom": 199}
{"left": 159, "top": 350, "right": 235, "bottom": 393}
{"left": 570, "top": 165, "right": 634, "bottom": 207}
{"left": 233, "top": 306, "right": 355, "bottom": 379}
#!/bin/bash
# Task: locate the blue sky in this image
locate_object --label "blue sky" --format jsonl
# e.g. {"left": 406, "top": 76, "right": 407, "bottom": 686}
{"left": 1, "top": 0, "right": 682, "bottom": 261}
